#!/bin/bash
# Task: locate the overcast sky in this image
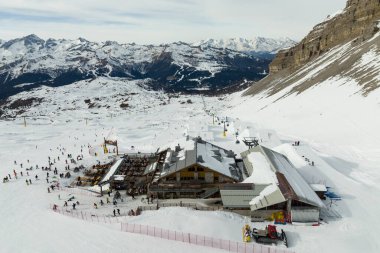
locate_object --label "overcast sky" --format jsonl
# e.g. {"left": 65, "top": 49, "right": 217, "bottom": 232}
{"left": 0, "top": 0, "right": 347, "bottom": 44}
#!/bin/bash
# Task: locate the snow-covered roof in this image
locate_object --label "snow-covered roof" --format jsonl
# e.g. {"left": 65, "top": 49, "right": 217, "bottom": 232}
{"left": 159, "top": 137, "right": 241, "bottom": 181}
{"left": 310, "top": 184, "right": 327, "bottom": 192}
{"left": 243, "top": 146, "right": 325, "bottom": 209}
{"left": 249, "top": 184, "right": 286, "bottom": 210}
{"left": 100, "top": 159, "right": 124, "bottom": 184}
{"left": 243, "top": 152, "right": 278, "bottom": 185}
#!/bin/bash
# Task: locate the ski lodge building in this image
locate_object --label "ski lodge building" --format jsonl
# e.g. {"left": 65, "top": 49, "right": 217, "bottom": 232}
{"left": 220, "top": 145, "right": 326, "bottom": 223}
{"left": 90, "top": 135, "right": 327, "bottom": 223}
{"left": 145, "top": 137, "right": 245, "bottom": 199}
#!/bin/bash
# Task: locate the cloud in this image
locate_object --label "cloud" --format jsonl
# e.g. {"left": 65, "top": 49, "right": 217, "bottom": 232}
{"left": 0, "top": 0, "right": 347, "bottom": 44}
{"left": 0, "top": 9, "right": 82, "bottom": 24}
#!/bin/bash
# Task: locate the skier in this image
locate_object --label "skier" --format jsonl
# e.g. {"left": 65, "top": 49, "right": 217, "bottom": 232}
{"left": 150, "top": 193, "right": 154, "bottom": 204}
{"left": 93, "top": 203, "right": 98, "bottom": 209}
{"left": 117, "top": 209, "right": 120, "bottom": 215}
{"left": 26, "top": 179, "right": 29, "bottom": 185}
{"left": 100, "top": 200, "right": 104, "bottom": 206}
{"left": 64, "top": 201, "right": 68, "bottom": 207}
{"left": 48, "top": 187, "right": 50, "bottom": 193}
{"left": 29, "top": 179, "right": 32, "bottom": 184}
{"left": 35, "top": 175, "right": 38, "bottom": 180}
{"left": 113, "top": 209, "right": 116, "bottom": 216}
{"left": 72, "top": 203, "right": 76, "bottom": 210}
{"left": 20, "top": 171, "right": 23, "bottom": 177}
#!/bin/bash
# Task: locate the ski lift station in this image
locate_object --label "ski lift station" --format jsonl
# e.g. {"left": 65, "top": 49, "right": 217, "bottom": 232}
{"left": 220, "top": 145, "right": 326, "bottom": 223}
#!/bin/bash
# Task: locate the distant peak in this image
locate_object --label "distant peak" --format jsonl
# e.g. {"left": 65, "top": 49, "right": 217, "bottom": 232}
{"left": 24, "top": 34, "right": 40, "bottom": 39}
{"left": 78, "top": 37, "right": 89, "bottom": 43}
{"left": 22, "top": 34, "right": 45, "bottom": 45}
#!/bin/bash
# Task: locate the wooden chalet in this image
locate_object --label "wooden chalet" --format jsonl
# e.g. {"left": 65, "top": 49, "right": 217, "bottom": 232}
{"left": 146, "top": 137, "right": 244, "bottom": 199}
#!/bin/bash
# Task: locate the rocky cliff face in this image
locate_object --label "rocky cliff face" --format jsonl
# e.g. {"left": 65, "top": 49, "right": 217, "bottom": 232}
{"left": 270, "top": 0, "right": 380, "bottom": 73}
{"left": 243, "top": 0, "right": 380, "bottom": 98}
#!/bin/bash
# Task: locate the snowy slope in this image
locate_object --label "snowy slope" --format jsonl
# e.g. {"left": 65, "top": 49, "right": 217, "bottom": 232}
{"left": 224, "top": 34, "right": 380, "bottom": 253}
{"left": 0, "top": 72, "right": 380, "bottom": 253}
{"left": 0, "top": 24, "right": 380, "bottom": 253}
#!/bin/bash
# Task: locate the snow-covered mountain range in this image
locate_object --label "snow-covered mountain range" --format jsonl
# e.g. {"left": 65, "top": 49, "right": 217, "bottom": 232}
{"left": 0, "top": 35, "right": 294, "bottom": 100}
{"left": 194, "top": 37, "right": 297, "bottom": 54}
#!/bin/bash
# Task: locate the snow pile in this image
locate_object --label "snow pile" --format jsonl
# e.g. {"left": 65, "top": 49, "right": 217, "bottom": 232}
{"left": 273, "top": 144, "right": 308, "bottom": 168}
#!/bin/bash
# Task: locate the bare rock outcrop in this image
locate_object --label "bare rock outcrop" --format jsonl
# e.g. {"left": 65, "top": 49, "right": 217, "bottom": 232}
{"left": 244, "top": 0, "right": 380, "bottom": 97}
{"left": 270, "top": 0, "right": 380, "bottom": 73}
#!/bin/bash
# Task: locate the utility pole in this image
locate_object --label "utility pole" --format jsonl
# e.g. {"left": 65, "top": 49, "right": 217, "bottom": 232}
{"left": 223, "top": 120, "right": 227, "bottom": 137}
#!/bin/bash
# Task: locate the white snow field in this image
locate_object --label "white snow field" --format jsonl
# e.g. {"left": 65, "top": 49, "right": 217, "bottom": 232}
{"left": 0, "top": 76, "right": 380, "bottom": 253}
{"left": 227, "top": 76, "right": 380, "bottom": 253}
